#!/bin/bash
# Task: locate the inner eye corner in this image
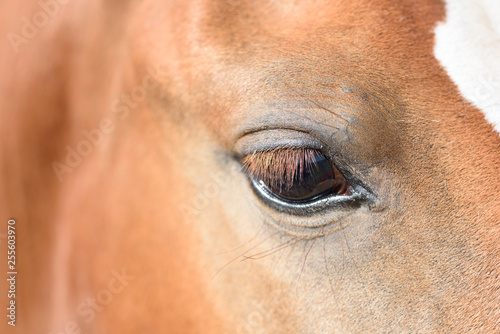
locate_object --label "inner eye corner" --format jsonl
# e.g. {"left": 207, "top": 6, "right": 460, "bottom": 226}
{"left": 241, "top": 147, "right": 352, "bottom": 205}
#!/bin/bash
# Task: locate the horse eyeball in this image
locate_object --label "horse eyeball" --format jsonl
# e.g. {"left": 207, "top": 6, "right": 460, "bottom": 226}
{"left": 242, "top": 149, "right": 350, "bottom": 203}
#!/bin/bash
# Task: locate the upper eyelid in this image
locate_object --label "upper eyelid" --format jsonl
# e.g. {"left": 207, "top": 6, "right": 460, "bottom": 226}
{"left": 233, "top": 129, "right": 326, "bottom": 158}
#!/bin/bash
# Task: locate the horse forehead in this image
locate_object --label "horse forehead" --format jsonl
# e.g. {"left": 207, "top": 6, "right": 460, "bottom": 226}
{"left": 196, "top": 0, "right": 438, "bottom": 34}
{"left": 182, "top": 0, "right": 500, "bottom": 138}
{"left": 192, "top": 0, "right": 444, "bottom": 58}
{"left": 435, "top": 0, "right": 500, "bottom": 135}
{"left": 163, "top": 1, "right": 445, "bottom": 133}
{"left": 152, "top": 0, "right": 500, "bottom": 141}
{"left": 175, "top": 0, "right": 445, "bottom": 97}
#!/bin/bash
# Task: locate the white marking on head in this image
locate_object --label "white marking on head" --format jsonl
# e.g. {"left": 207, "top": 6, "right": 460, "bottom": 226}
{"left": 434, "top": 0, "right": 500, "bottom": 134}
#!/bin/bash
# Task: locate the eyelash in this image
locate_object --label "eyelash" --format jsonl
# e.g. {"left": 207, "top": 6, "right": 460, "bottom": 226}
{"left": 241, "top": 148, "right": 319, "bottom": 190}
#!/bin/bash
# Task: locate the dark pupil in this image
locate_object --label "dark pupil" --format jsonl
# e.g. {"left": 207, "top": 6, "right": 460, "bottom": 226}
{"left": 266, "top": 152, "right": 341, "bottom": 202}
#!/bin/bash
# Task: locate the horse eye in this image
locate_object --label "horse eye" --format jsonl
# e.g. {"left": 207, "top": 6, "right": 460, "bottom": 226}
{"left": 267, "top": 151, "right": 349, "bottom": 201}
{"left": 242, "top": 149, "right": 350, "bottom": 203}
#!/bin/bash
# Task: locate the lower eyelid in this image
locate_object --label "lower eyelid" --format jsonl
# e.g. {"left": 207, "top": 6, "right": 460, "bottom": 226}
{"left": 238, "top": 152, "right": 376, "bottom": 237}
{"left": 249, "top": 177, "right": 368, "bottom": 219}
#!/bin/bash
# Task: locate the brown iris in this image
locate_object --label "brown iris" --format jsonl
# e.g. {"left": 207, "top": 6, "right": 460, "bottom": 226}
{"left": 242, "top": 148, "right": 349, "bottom": 202}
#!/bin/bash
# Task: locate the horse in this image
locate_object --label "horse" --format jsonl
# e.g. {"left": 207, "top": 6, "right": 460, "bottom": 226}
{"left": 1, "top": 0, "right": 499, "bottom": 333}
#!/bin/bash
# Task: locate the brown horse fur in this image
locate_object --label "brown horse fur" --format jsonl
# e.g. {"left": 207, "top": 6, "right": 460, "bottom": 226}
{"left": 1, "top": 0, "right": 499, "bottom": 333}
